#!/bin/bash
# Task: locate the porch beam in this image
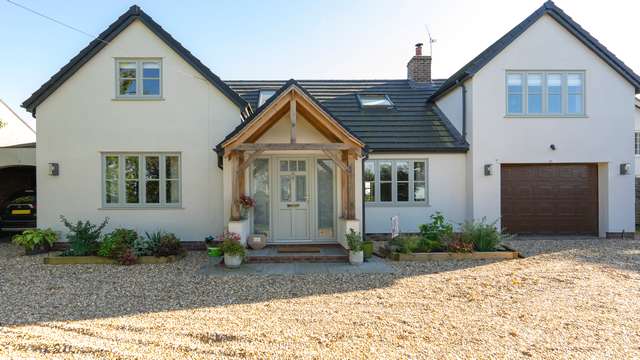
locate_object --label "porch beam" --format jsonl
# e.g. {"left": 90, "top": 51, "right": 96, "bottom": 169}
{"left": 230, "top": 151, "right": 243, "bottom": 221}
{"left": 236, "top": 150, "right": 264, "bottom": 175}
{"left": 322, "top": 149, "right": 351, "bottom": 173}
{"left": 231, "top": 143, "right": 355, "bottom": 151}
{"left": 346, "top": 152, "right": 356, "bottom": 219}
{"left": 290, "top": 93, "right": 296, "bottom": 144}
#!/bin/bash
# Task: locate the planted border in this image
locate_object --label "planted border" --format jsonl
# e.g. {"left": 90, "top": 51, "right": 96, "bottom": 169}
{"left": 44, "top": 253, "right": 185, "bottom": 265}
{"left": 391, "top": 249, "right": 519, "bottom": 262}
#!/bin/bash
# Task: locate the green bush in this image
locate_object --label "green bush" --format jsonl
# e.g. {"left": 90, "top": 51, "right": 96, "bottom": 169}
{"left": 154, "top": 233, "right": 184, "bottom": 257}
{"left": 419, "top": 212, "right": 453, "bottom": 242}
{"left": 461, "top": 218, "right": 506, "bottom": 252}
{"left": 133, "top": 231, "right": 162, "bottom": 256}
{"left": 345, "top": 229, "right": 363, "bottom": 252}
{"left": 389, "top": 235, "right": 421, "bottom": 254}
{"left": 12, "top": 228, "right": 58, "bottom": 253}
{"left": 220, "top": 239, "right": 245, "bottom": 256}
{"left": 98, "top": 228, "right": 138, "bottom": 259}
{"left": 59, "top": 216, "right": 108, "bottom": 256}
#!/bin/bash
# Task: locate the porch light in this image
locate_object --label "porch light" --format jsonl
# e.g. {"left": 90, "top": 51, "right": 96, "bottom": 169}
{"left": 620, "top": 163, "right": 630, "bottom": 175}
{"left": 484, "top": 164, "right": 493, "bottom": 176}
{"left": 48, "top": 162, "right": 59, "bottom": 176}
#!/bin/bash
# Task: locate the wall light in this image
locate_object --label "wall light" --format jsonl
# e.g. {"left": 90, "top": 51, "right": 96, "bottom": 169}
{"left": 484, "top": 164, "right": 493, "bottom": 176}
{"left": 620, "top": 163, "right": 630, "bottom": 175}
{"left": 48, "top": 162, "right": 59, "bottom": 176}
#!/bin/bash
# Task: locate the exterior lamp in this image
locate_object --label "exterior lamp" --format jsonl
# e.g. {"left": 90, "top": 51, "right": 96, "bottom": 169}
{"left": 48, "top": 162, "right": 59, "bottom": 176}
{"left": 620, "top": 163, "right": 630, "bottom": 175}
{"left": 484, "top": 164, "right": 493, "bottom": 176}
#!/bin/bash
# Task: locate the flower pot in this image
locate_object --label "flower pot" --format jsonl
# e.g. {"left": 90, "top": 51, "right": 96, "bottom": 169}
{"left": 224, "top": 253, "right": 243, "bottom": 268}
{"left": 247, "top": 234, "right": 267, "bottom": 250}
{"left": 349, "top": 250, "right": 364, "bottom": 265}
{"left": 362, "top": 241, "right": 373, "bottom": 259}
{"left": 207, "top": 247, "right": 222, "bottom": 257}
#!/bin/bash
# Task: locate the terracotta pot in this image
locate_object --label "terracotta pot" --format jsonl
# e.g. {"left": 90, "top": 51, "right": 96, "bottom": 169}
{"left": 247, "top": 234, "right": 267, "bottom": 250}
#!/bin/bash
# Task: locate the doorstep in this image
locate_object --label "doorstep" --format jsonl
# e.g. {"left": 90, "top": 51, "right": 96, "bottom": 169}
{"left": 246, "top": 244, "right": 348, "bottom": 263}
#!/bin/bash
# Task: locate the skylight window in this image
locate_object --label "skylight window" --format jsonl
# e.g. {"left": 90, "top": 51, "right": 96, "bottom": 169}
{"left": 358, "top": 94, "right": 394, "bottom": 109}
{"left": 258, "top": 90, "right": 276, "bottom": 107}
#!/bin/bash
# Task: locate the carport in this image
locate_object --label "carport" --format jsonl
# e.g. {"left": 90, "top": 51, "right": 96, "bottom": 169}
{"left": 0, "top": 142, "right": 36, "bottom": 229}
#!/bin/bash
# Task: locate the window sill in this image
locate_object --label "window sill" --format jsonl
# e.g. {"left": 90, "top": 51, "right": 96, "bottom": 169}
{"left": 112, "top": 97, "right": 165, "bottom": 101}
{"left": 99, "top": 206, "right": 183, "bottom": 210}
{"left": 504, "top": 114, "right": 588, "bottom": 119}
{"left": 365, "top": 202, "right": 430, "bottom": 208}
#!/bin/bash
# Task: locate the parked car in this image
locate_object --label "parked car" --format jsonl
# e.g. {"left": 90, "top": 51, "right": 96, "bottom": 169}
{"left": 0, "top": 190, "right": 37, "bottom": 232}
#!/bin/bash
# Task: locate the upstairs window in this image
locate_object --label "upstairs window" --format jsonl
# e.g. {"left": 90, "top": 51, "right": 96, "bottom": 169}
{"left": 116, "top": 59, "right": 162, "bottom": 98}
{"left": 258, "top": 90, "right": 276, "bottom": 107}
{"left": 357, "top": 94, "right": 394, "bottom": 109}
{"left": 506, "top": 71, "right": 585, "bottom": 116}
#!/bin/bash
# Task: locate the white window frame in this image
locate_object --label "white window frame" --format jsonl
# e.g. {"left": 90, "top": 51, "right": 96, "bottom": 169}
{"left": 635, "top": 132, "right": 640, "bottom": 156}
{"left": 115, "top": 58, "right": 163, "bottom": 99}
{"left": 101, "top": 152, "right": 181, "bottom": 208}
{"left": 364, "top": 159, "right": 429, "bottom": 206}
{"left": 258, "top": 90, "right": 276, "bottom": 107}
{"left": 506, "top": 71, "right": 586, "bottom": 117}
{"left": 357, "top": 94, "right": 395, "bottom": 109}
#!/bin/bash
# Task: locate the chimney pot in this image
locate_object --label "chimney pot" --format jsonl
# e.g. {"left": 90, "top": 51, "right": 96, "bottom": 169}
{"left": 415, "top": 43, "right": 423, "bottom": 56}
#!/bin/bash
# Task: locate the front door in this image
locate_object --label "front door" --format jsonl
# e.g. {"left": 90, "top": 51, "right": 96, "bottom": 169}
{"left": 275, "top": 159, "right": 310, "bottom": 241}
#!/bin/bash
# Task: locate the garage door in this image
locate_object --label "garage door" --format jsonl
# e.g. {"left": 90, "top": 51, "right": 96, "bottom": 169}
{"left": 501, "top": 164, "right": 598, "bottom": 235}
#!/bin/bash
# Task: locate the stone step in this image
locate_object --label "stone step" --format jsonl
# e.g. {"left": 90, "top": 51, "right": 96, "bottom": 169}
{"left": 246, "top": 255, "right": 348, "bottom": 263}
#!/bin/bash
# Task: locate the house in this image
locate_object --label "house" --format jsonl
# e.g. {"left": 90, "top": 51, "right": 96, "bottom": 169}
{"left": 21, "top": 1, "right": 639, "bottom": 245}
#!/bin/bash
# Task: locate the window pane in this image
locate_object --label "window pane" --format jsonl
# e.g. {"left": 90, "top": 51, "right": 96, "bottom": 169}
{"left": 165, "top": 156, "right": 179, "bottom": 179}
{"left": 143, "top": 79, "right": 160, "bottom": 95}
{"left": 396, "top": 161, "right": 409, "bottom": 181}
{"left": 119, "top": 79, "right": 136, "bottom": 95}
{"left": 380, "top": 182, "right": 392, "bottom": 202}
{"left": 527, "top": 74, "right": 542, "bottom": 114}
{"left": 295, "top": 175, "right": 306, "bottom": 202}
{"left": 166, "top": 180, "right": 179, "bottom": 203}
{"left": 414, "top": 182, "right": 426, "bottom": 202}
{"left": 289, "top": 160, "right": 297, "bottom": 171}
{"left": 507, "top": 74, "right": 522, "bottom": 92}
{"left": 280, "top": 175, "right": 291, "bottom": 202}
{"left": 364, "top": 182, "right": 375, "bottom": 202}
{"left": 547, "top": 74, "right": 562, "bottom": 113}
{"left": 142, "top": 62, "right": 160, "bottom": 78}
{"left": 106, "top": 180, "right": 119, "bottom": 204}
{"left": 105, "top": 156, "right": 119, "bottom": 179}
{"left": 507, "top": 74, "right": 523, "bottom": 114}
{"left": 568, "top": 94, "right": 583, "bottom": 114}
{"left": 258, "top": 90, "right": 276, "bottom": 107}
{"left": 567, "top": 74, "right": 583, "bottom": 93}
{"left": 548, "top": 94, "right": 562, "bottom": 113}
{"left": 359, "top": 95, "right": 393, "bottom": 107}
{"left": 380, "top": 162, "right": 392, "bottom": 181}
{"left": 508, "top": 94, "right": 522, "bottom": 113}
{"left": 119, "top": 62, "right": 136, "bottom": 78}
{"left": 297, "top": 160, "right": 306, "bottom": 172}
{"left": 125, "top": 156, "right": 139, "bottom": 180}
{"left": 145, "top": 157, "right": 159, "bottom": 179}
{"left": 145, "top": 181, "right": 159, "bottom": 203}
{"left": 253, "top": 159, "right": 270, "bottom": 235}
{"left": 126, "top": 180, "right": 139, "bottom": 203}
{"left": 280, "top": 160, "right": 288, "bottom": 172}
{"left": 414, "top": 161, "right": 425, "bottom": 182}
{"left": 364, "top": 161, "right": 375, "bottom": 181}
{"left": 317, "top": 160, "right": 334, "bottom": 238}
{"left": 397, "top": 182, "right": 408, "bottom": 202}
{"left": 635, "top": 133, "right": 640, "bottom": 155}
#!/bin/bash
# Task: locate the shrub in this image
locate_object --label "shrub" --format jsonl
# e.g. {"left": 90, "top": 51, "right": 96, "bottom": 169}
{"left": 220, "top": 238, "right": 245, "bottom": 257}
{"left": 345, "top": 229, "right": 363, "bottom": 252}
{"left": 389, "top": 235, "right": 421, "bottom": 254}
{"left": 118, "top": 248, "right": 138, "bottom": 265}
{"left": 443, "top": 233, "right": 474, "bottom": 253}
{"left": 133, "top": 231, "right": 162, "bottom": 256}
{"left": 98, "top": 228, "right": 138, "bottom": 259}
{"left": 154, "top": 233, "right": 184, "bottom": 257}
{"left": 12, "top": 228, "right": 58, "bottom": 253}
{"left": 461, "top": 218, "right": 507, "bottom": 252}
{"left": 60, "top": 216, "right": 108, "bottom": 256}
{"left": 419, "top": 212, "right": 453, "bottom": 242}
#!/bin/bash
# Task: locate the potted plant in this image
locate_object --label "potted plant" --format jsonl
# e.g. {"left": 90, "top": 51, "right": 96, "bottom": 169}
{"left": 362, "top": 239, "right": 374, "bottom": 260}
{"left": 238, "top": 194, "right": 256, "bottom": 220}
{"left": 204, "top": 235, "right": 223, "bottom": 262}
{"left": 220, "top": 232, "right": 245, "bottom": 268}
{"left": 12, "top": 228, "right": 58, "bottom": 255}
{"left": 346, "top": 229, "right": 364, "bottom": 265}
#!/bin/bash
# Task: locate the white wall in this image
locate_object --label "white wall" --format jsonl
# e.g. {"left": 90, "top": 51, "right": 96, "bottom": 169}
{"left": 469, "top": 14, "right": 636, "bottom": 235}
{"left": 634, "top": 104, "right": 640, "bottom": 175}
{"left": 435, "top": 86, "right": 463, "bottom": 134}
{"left": 0, "top": 99, "right": 36, "bottom": 147}
{"left": 364, "top": 153, "right": 466, "bottom": 234}
{"left": 35, "top": 20, "right": 242, "bottom": 241}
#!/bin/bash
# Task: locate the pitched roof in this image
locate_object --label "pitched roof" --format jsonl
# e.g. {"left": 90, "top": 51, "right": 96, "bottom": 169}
{"left": 225, "top": 79, "right": 468, "bottom": 152}
{"left": 430, "top": 0, "right": 640, "bottom": 101}
{"left": 21, "top": 5, "right": 248, "bottom": 115}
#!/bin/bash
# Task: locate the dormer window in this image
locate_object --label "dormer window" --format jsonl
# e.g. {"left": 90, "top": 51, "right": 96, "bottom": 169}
{"left": 116, "top": 59, "right": 162, "bottom": 98}
{"left": 258, "top": 89, "right": 276, "bottom": 107}
{"left": 357, "top": 94, "right": 394, "bottom": 109}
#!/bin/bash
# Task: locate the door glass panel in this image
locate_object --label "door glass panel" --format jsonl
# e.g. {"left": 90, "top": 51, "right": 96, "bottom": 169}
{"left": 364, "top": 160, "right": 375, "bottom": 202}
{"left": 280, "top": 175, "right": 291, "bottom": 202}
{"left": 289, "top": 160, "right": 298, "bottom": 171}
{"left": 297, "top": 160, "right": 306, "bottom": 171}
{"left": 317, "top": 160, "right": 334, "bottom": 238}
{"left": 280, "top": 161, "right": 288, "bottom": 172}
{"left": 295, "top": 175, "right": 306, "bottom": 202}
{"left": 253, "top": 159, "right": 270, "bottom": 236}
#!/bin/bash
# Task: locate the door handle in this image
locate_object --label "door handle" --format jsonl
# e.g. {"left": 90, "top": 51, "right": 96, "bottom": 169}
{"left": 287, "top": 204, "right": 300, "bottom": 208}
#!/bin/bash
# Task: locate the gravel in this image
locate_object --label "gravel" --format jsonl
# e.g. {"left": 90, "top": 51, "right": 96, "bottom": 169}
{"left": 1, "top": 236, "right": 639, "bottom": 359}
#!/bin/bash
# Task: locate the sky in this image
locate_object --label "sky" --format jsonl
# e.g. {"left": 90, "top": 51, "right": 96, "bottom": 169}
{"left": 1, "top": 0, "right": 639, "bottom": 129}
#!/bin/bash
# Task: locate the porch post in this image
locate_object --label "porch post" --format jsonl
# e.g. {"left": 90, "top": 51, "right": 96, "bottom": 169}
{"left": 230, "top": 151, "right": 244, "bottom": 221}
{"left": 347, "top": 152, "right": 356, "bottom": 220}
{"left": 340, "top": 150, "right": 356, "bottom": 220}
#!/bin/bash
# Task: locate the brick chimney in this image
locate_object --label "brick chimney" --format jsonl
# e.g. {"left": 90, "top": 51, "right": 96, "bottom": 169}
{"left": 407, "top": 43, "right": 432, "bottom": 83}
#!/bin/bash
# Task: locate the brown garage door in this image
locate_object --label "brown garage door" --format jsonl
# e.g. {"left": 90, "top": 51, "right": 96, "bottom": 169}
{"left": 501, "top": 164, "right": 598, "bottom": 235}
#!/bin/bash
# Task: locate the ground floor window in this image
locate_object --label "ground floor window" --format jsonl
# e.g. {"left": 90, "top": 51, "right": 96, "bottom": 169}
{"left": 102, "top": 153, "right": 180, "bottom": 207}
{"left": 364, "top": 159, "right": 428, "bottom": 205}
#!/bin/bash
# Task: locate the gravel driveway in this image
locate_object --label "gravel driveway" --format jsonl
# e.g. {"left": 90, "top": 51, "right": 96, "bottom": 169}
{"left": 1, "top": 236, "right": 639, "bottom": 359}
